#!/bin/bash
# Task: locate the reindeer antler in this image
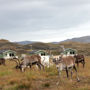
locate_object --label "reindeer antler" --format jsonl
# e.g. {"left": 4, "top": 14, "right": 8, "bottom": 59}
{"left": 12, "top": 59, "right": 19, "bottom": 66}
{"left": 12, "top": 57, "right": 21, "bottom": 66}
{"left": 17, "top": 58, "right": 21, "bottom": 65}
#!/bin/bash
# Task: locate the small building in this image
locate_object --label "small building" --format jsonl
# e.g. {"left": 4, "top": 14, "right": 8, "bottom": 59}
{"left": 0, "top": 50, "right": 17, "bottom": 59}
{"left": 29, "top": 50, "right": 50, "bottom": 67}
{"left": 29, "top": 50, "right": 48, "bottom": 56}
{"left": 62, "top": 48, "right": 77, "bottom": 56}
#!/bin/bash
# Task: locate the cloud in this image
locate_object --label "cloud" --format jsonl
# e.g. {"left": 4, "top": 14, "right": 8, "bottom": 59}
{"left": 0, "top": 0, "right": 90, "bottom": 42}
{"left": 1, "top": 21, "right": 90, "bottom": 42}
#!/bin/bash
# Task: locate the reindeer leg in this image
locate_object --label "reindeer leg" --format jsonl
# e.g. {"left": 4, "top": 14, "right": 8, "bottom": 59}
{"left": 77, "top": 62, "right": 79, "bottom": 68}
{"left": 57, "top": 67, "right": 61, "bottom": 76}
{"left": 56, "top": 67, "right": 62, "bottom": 86}
{"left": 58, "top": 71, "right": 61, "bottom": 76}
{"left": 21, "top": 65, "right": 26, "bottom": 72}
{"left": 37, "top": 63, "right": 41, "bottom": 70}
{"left": 83, "top": 62, "right": 85, "bottom": 68}
{"left": 70, "top": 68, "right": 73, "bottom": 81}
{"left": 29, "top": 63, "right": 32, "bottom": 69}
{"left": 73, "top": 65, "right": 80, "bottom": 82}
{"left": 71, "top": 70, "right": 73, "bottom": 80}
{"left": 66, "top": 67, "right": 69, "bottom": 78}
{"left": 40, "top": 63, "right": 44, "bottom": 70}
{"left": 21, "top": 67, "right": 25, "bottom": 72}
{"left": 30, "top": 65, "right": 32, "bottom": 68}
{"left": 82, "top": 60, "right": 85, "bottom": 68}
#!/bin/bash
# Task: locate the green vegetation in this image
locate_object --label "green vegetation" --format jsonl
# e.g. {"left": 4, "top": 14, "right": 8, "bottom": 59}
{"left": 0, "top": 57, "right": 90, "bottom": 90}
{"left": 0, "top": 39, "right": 90, "bottom": 89}
{"left": 0, "top": 39, "right": 90, "bottom": 55}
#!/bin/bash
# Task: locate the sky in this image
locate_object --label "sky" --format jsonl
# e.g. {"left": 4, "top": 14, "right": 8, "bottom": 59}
{"left": 0, "top": 0, "right": 90, "bottom": 42}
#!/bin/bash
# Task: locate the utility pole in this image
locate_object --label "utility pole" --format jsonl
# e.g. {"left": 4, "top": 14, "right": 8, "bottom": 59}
{"left": 30, "top": 45, "right": 32, "bottom": 51}
{"left": 49, "top": 47, "right": 51, "bottom": 56}
{"left": 60, "top": 45, "right": 65, "bottom": 51}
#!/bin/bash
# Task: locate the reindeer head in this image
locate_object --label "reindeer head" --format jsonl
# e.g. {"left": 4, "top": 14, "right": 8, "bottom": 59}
{"left": 13, "top": 58, "right": 23, "bottom": 70}
{"left": 52, "top": 58, "right": 57, "bottom": 63}
{"left": 53, "top": 57, "right": 62, "bottom": 65}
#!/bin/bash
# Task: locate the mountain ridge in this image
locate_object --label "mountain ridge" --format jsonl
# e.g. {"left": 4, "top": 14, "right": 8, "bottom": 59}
{"left": 62, "top": 36, "right": 90, "bottom": 43}
{"left": 14, "top": 36, "right": 90, "bottom": 45}
{"left": 0, "top": 37, "right": 90, "bottom": 55}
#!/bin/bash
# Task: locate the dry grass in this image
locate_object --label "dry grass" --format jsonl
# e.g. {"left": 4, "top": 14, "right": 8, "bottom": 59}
{"left": 0, "top": 57, "right": 90, "bottom": 90}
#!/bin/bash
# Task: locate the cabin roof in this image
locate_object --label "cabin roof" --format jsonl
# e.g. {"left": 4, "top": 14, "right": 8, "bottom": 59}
{"left": 0, "top": 50, "right": 6, "bottom": 54}
{"left": 0, "top": 50, "right": 16, "bottom": 54}
{"left": 29, "top": 50, "right": 38, "bottom": 54}
{"left": 62, "top": 48, "right": 77, "bottom": 55}
{"left": 64, "top": 48, "right": 77, "bottom": 52}
{"left": 29, "top": 50, "right": 48, "bottom": 55}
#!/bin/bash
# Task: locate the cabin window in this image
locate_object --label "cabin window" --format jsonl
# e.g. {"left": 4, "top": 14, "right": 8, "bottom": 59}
{"left": 70, "top": 52, "right": 72, "bottom": 54}
{"left": 41, "top": 53, "right": 45, "bottom": 56}
{"left": 72, "top": 52, "right": 75, "bottom": 54}
{"left": 70, "top": 51, "right": 75, "bottom": 54}
{"left": 12, "top": 53, "right": 14, "bottom": 56}
{"left": 9, "top": 53, "right": 14, "bottom": 57}
{"left": 9, "top": 53, "right": 12, "bottom": 56}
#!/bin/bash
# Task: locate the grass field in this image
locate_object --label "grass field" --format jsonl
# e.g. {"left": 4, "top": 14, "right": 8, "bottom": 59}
{"left": 0, "top": 57, "right": 90, "bottom": 90}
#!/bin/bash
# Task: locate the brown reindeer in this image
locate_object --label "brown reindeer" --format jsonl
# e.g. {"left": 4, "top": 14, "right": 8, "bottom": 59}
{"left": 74, "top": 54, "right": 85, "bottom": 68}
{"left": 14, "top": 54, "right": 44, "bottom": 72}
{"left": 53, "top": 56, "right": 80, "bottom": 82}
{"left": 0, "top": 58, "right": 6, "bottom": 66}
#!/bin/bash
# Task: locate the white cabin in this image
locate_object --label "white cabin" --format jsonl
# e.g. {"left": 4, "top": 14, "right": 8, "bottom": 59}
{"left": 29, "top": 50, "right": 50, "bottom": 67}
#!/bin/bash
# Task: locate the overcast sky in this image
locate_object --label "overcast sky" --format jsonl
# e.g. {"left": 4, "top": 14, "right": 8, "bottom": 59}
{"left": 0, "top": 0, "right": 90, "bottom": 42}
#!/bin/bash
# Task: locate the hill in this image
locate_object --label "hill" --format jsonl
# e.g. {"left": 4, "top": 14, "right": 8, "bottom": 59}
{"left": 0, "top": 39, "right": 10, "bottom": 43}
{"left": 15, "top": 36, "right": 90, "bottom": 45}
{"left": 0, "top": 39, "right": 28, "bottom": 54}
{"left": 0, "top": 39, "right": 90, "bottom": 55}
{"left": 14, "top": 41, "right": 38, "bottom": 45}
{"left": 62, "top": 36, "right": 90, "bottom": 43}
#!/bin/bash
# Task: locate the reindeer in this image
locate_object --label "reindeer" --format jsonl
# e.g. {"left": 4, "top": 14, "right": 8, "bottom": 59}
{"left": 53, "top": 55, "right": 80, "bottom": 82}
{"left": 13, "top": 54, "right": 44, "bottom": 72}
{"left": 0, "top": 58, "right": 6, "bottom": 66}
{"left": 74, "top": 54, "right": 85, "bottom": 68}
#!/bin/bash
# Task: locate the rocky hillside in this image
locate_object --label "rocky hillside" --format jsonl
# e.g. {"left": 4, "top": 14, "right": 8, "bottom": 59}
{"left": 14, "top": 41, "right": 38, "bottom": 45}
{"left": 62, "top": 36, "right": 90, "bottom": 43}
{"left": 0, "top": 39, "right": 90, "bottom": 55}
{"left": 15, "top": 36, "right": 90, "bottom": 45}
